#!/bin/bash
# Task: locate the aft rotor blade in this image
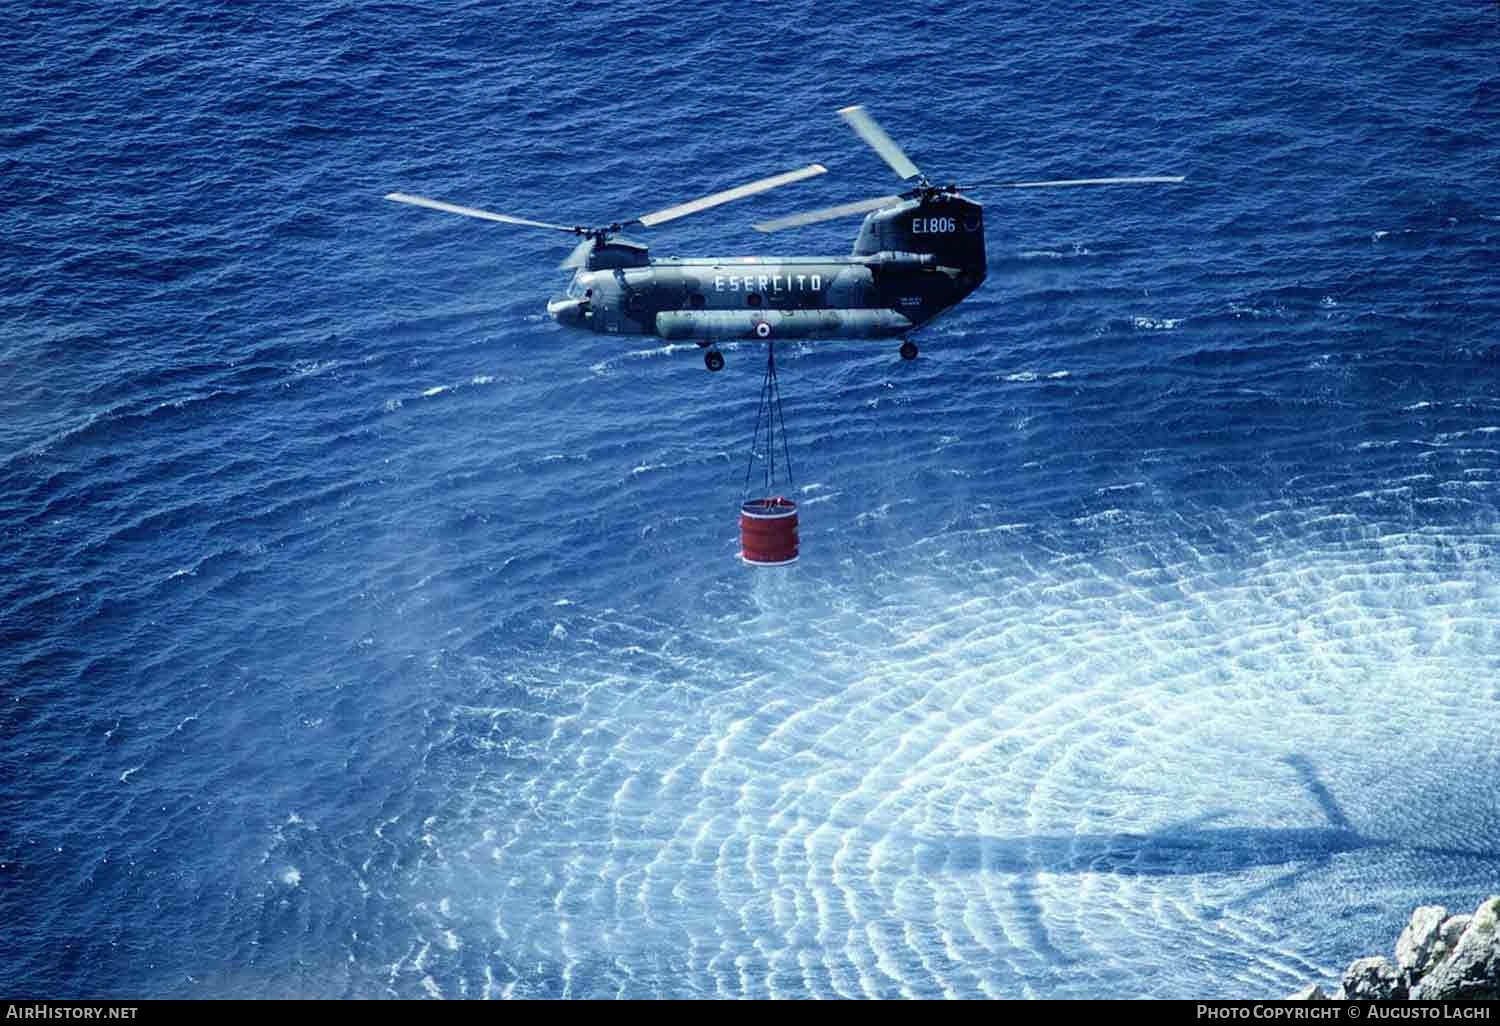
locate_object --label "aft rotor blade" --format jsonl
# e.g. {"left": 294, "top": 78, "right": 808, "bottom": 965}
{"left": 963, "top": 175, "right": 1186, "bottom": 190}
{"left": 837, "top": 105, "right": 921, "bottom": 181}
{"left": 753, "top": 194, "right": 902, "bottom": 233}
{"left": 634, "top": 163, "right": 828, "bottom": 228}
{"left": 385, "top": 192, "right": 581, "bottom": 233}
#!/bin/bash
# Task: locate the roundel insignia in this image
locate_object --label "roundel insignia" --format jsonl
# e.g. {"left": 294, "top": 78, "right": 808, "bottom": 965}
{"left": 964, "top": 215, "right": 982, "bottom": 231}
{"left": 755, "top": 321, "right": 772, "bottom": 338}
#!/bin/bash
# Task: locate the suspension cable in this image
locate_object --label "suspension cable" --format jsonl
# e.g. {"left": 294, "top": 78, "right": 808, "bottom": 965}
{"left": 742, "top": 343, "right": 795, "bottom": 498}
{"left": 743, "top": 350, "right": 771, "bottom": 498}
{"left": 772, "top": 345, "right": 794, "bottom": 492}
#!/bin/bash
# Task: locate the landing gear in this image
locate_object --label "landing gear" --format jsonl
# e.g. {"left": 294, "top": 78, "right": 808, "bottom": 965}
{"left": 899, "top": 339, "right": 919, "bottom": 361}
{"left": 705, "top": 349, "right": 725, "bottom": 372}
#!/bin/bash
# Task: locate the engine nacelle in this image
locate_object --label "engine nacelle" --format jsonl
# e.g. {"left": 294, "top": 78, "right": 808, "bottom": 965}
{"left": 586, "top": 237, "right": 650, "bottom": 270}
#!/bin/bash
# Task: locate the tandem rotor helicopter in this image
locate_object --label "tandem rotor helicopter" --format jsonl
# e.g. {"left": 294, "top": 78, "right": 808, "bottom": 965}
{"left": 387, "top": 106, "right": 1184, "bottom": 372}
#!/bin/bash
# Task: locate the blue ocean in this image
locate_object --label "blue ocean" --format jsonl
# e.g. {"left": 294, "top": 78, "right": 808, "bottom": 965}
{"left": 3, "top": 0, "right": 1498, "bottom": 1000}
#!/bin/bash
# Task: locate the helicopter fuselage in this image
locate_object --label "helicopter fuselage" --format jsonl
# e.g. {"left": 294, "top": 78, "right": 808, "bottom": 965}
{"left": 389, "top": 103, "right": 1182, "bottom": 370}
{"left": 547, "top": 194, "right": 987, "bottom": 345}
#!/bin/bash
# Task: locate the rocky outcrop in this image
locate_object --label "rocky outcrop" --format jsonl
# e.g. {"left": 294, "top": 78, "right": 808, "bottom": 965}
{"left": 1415, "top": 898, "right": 1500, "bottom": 1000}
{"left": 1396, "top": 904, "right": 1447, "bottom": 981}
{"left": 1342, "top": 956, "right": 1406, "bottom": 1000}
{"left": 1285, "top": 896, "right": 1500, "bottom": 1001}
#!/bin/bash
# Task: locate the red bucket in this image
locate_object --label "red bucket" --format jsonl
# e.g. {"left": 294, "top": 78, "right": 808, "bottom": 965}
{"left": 740, "top": 496, "right": 799, "bottom": 566}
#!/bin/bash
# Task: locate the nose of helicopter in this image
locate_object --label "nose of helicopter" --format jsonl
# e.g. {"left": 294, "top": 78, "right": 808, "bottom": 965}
{"left": 546, "top": 295, "right": 586, "bottom": 328}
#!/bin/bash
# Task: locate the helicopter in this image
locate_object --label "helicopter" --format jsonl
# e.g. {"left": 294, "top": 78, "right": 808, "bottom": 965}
{"left": 387, "top": 106, "right": 1184, "bottom": 372}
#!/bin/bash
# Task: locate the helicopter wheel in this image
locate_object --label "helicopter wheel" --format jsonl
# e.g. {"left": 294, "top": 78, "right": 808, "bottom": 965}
{"left": 705, "top": 349, "right": 725, "bottom": 373}
{"left": 899, "top": 339, "right": 919, "bottom": 361}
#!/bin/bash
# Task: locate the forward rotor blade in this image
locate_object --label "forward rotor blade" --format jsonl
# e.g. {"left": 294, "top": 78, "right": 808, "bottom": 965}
{"left": 634, "top": 163, "right": 828, "bottom": 228}
{"left": 837, "top": 105, "right": 921, "bottom": 181}
{"left": 559, "top": 235, "right": 595, "bottom": 270}
{"left": 753, "top": 194, "right": 903, "bottom": 233}
{"left": 385, "top": 192, "right": 581, "bottom": 232}
{"left": 963, "top": 175, "right": 1186, "bottom": 190}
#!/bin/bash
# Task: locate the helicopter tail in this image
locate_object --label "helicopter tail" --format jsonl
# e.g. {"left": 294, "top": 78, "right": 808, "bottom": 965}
{"left": 850, "top": 192, "right": 987, "bottom": 281}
